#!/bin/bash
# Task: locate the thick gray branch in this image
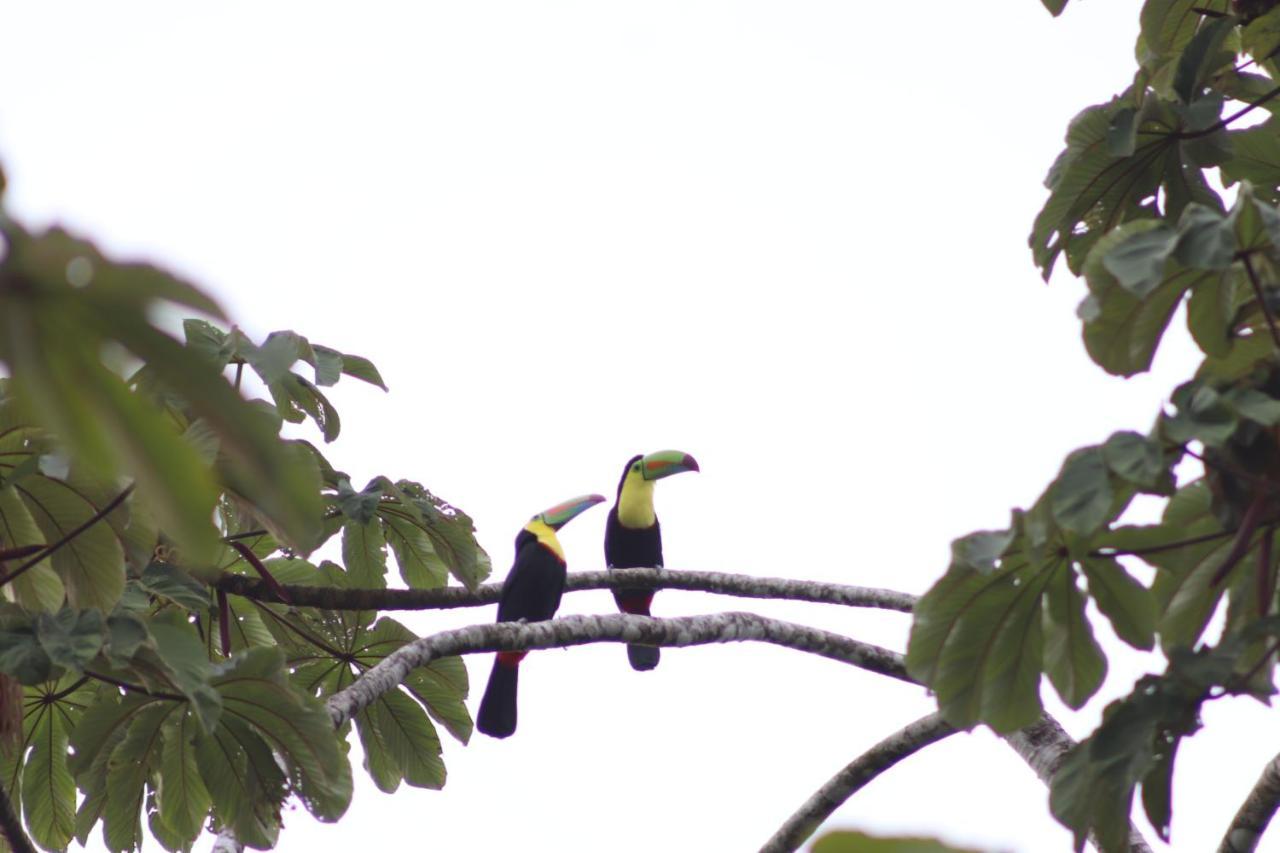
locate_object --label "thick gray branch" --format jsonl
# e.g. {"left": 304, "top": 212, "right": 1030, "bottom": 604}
{"left": 215, "top": 568, "right": 915, "bottom": 613}
{"left": 210, "top": 828, "right": 243, "bottom": 853}
{"left": 1220, "top": 752, "right": 1280, "bottom": 853}
{"left": 325, "top": 612, "right": 909, "bottom": 727}
{"left": 323, "top": 610, "right": 1154, "bottom": 853}
{"left": 759, "top": 712, "right": 957, "bottom": 853}
{"left": 1007, "top": 716, "right": 1154, "bottom": 853}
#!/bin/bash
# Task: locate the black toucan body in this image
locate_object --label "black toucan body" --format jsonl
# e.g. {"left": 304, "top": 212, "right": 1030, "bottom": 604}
{"left": 605, "top": 450, "right": 699, "bottom": 671}
{"left": 476, "top": 493, "right": 605, "bottom": 739}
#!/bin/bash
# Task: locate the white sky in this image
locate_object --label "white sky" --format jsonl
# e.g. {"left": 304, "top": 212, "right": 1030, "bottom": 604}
{"left": 3, "top": 2, "right": 1279, "bottom": 851}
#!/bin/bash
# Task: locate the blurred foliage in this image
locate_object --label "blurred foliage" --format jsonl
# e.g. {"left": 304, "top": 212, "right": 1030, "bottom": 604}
{"left": 0, "top": 176, "right": 489, "bottom": 851}
{"left": 908, "top": 1, "right": 1280, "bottom": 849}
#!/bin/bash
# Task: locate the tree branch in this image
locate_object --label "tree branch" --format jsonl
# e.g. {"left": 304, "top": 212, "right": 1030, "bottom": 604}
{"left": 1220, "top": 751, "right": 1280, "bottom": 853}
{"left": 0, "top": 778, "right": 34, "bottom": 853}
{"left": 758, "top": 712, "right": 957, "bottom": 853}
{"left": 325, "top": 612, "right": 910, "bottom": 727}
{"left": 324, "top": 610, "right": 1155, "bottom": 853}
{"left": 1006, "top": 715, "right": 1155, "bottom": 853}
{"left": 214, "top": 567, "right": 917, "bottom": 613}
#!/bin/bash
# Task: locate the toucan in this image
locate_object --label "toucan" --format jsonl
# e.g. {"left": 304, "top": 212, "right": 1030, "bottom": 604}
{"left": 476, "top": 493, "right": 605, "bottom": 739}
{"left": 605, "top": 450, "right": 699, "bottom": 671}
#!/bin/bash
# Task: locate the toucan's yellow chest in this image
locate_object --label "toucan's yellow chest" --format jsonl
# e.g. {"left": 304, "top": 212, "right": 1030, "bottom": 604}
{"left": 616, "top": 476, "right": 656, "bottom": 529}
{"left": 523, "top": 519, "right": 565, "bottom": 561}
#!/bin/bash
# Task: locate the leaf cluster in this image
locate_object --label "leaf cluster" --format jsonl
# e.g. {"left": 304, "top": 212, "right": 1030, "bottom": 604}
{"left": 0, "top": 193, "right": 488, "bottom": 850}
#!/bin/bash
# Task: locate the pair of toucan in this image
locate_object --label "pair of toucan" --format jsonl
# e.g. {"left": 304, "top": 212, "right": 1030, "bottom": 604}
{"left": 475, "top": 450, "right": 698, "bottom": 739}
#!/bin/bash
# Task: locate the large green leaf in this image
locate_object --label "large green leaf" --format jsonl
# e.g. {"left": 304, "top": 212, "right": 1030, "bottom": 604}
{"left": 0, "top": 485, "right": 65, "bottom": 612}
{"left": 155, "top": 712, "right": 213, "bottom": 846}
{"left": 211, "top": 647, "right": 351, "bottom": 821}
{"left": 20, "top": 681, "right": 78, "bottom": 851}
{"left": 1080, "top": 555, "right": 1157, "bottom": 650}
{"left": 355, "top": 618, "right": 471, "bottom": 745}
{"left": 36, "top": 608, "right": 104, "bottom": 672}
{"left": 15, "top": 474, "right": 126, "bottom": 610}
{"left": 342, "top": 518, "right": 388, "bottom": 589}
{"left": 1043, "top": 564, "right": 1108, "bottom": 708}
{"left": 147, "top": 611, "right": 222, "bottom": 733}
{"left": 1078, "top": 221, "right": 1211, "bottom": 377}
{"left": 103, "top": 702, "right": 173, "bottom": 853}
{"left": 382, "top": 514, "right": 448, "bottom": 589}
{"left": 195, "top": 717, "right": 285, "bottom": 849}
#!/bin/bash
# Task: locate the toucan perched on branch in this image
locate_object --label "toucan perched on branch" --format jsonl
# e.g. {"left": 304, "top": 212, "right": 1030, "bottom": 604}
{"left": 605, "top": 450, "right": 699, "bottom": 671}
{"left": 476, "top": 493, "right": 605, "bottom": 739}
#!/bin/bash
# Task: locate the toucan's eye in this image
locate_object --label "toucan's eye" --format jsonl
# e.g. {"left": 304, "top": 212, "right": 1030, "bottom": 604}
{"left": 632, "top": 464, "right": 641, "bottom": 472}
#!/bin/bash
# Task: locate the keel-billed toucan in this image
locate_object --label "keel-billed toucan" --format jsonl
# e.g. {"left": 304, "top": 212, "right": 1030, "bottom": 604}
{"left": 476, "top": 493, "right": 605, "bottom": 739}
{"left": 605, "top": 450, "right": 699, "bottom": 671}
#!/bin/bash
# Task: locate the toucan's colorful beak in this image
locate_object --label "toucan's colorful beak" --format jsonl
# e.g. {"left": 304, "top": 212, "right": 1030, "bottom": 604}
{"left": 537, "top": 493, "right": 607, "bottom": 529}
{"left": 640, "top": 450, "right": 700, "bottom": 481}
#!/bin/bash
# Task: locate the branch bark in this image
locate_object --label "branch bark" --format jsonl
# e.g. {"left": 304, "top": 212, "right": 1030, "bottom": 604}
{"left": 758, "top": 712, "right": 958, "bottom": 853}
{"left": 321, "top": 610, "right": 1155, "bottom": 852}
{"left": 1220, "top": 751, "right": 1280, "bottom": 853}
{"left": 1007, "top": 715, "right": 1154, "bottom": 853}
{"left": 325, "top": 611, "right": 910, "bottom": 727}
{"left": 214, "top": 567, "right": 916, "bottom": 613}
{"left": 0, "top": 779, "right": 34, "bottom": 853}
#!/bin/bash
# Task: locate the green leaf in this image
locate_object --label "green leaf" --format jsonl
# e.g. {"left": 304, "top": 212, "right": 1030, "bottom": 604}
{"left": 36, "top": 607, "right": 104, "bottom": 671}
{"left": 1223, "top": 387, "right": 1280, "bottom": 425}
{"left": 1080, "top": 555, "right": 1157, "bottom": 650}
{"left": 1102, "top": 430, "right": 1172, "bottom": 493}
{"left": 0, "top": 485, "right": 65, "bottom": 612}
{"left": 1043, "top": 564, "right": 1108, "bottom": 708}
{"left": 1172, "top": 16, "right": 1236, "bottom": 104}
{"left": 383, "top": 514, "right": 448, "bottom": 589}
{"left": 104, "top": 702, "right": 173, "bottom": 853}
{"left": 182, "top": 319, "right": 230, "bottom": 366}
{"left": 138, "top": 562, "right": 211, "bottom": 611}
{"left": 195, "top": 718, "right": 284, "bottom": 849}
{"left": 211, "top": 646, "right": 351, "bottom": 821}
{"left": 248, "top": 331, "right": 305, "bottom": 386}
{"left": 0, "top": 625, "right": 53, "bottom": 684}
{"left": 355, "top": 618, "right": 471, "bottom": 744}
{"left": 148, "top": 612, "right": 222, "bottom": 733}
{"left": 1220, "top": 121, "right": 1280, "bottom": 201}
{"left": 308, "top": 345, "right": 344, "bottom": 387}
{"left": 1080, "top": 221, "right": 1208, "bottom": 377}
{"left": 907, "top": 550, "right": 1051, "bottom": 733}
{"left": 1185, "top": 269, "right": 1240, "bottom": 357}
{"left": 1173, "top": 203, "right": 1237, "bottom": 271}
{"left": 342, "top": 518, "right": 388, "bottom": 589}
{"left": 1039, "top": 0, "right": 1068, "bottom": 15}
{"left": 337, "top": 477, "right": 384, "bottom": 524}
{"left": 338, "top": 353, "right": 388, "bottom": 390}
{"left": 156, "top": 712, "right": 213, "bottom": 845}
{"left": 1050, "top": 447, "right": 1114, "bottom": 536}
{"left": 105, "top": 612, "right": 150, "bottom": 668}
{"left": 21, "top": 690, "right": 76, "bottom": 851}
{"left": 16, "top": 474, "right": 127, "bottom": 611}
{"left": 812, "top": 831, "right": 982, "bottom": 853}
{"left": 1102, "top": 224, "right": 1178, "bottom": 297}
{"left": 371, "top": 688, "right": 444, "bottom": 789}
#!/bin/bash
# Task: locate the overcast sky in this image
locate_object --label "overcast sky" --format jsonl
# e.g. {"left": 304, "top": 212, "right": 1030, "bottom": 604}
{"left": 3, "top": 2, "right": 1278, "bottom": 851}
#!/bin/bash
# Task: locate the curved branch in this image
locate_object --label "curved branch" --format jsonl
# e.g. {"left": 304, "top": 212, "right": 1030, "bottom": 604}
{"left": 324, "top": 610, "right": 1155, "bottom": 853}
{"left": 1006, "top": 715, "right": 1154, "bottom": 853}
{"left": 325, "top": 612, "right": 910, "bottom": 727}
{"left": 214, "top": 567, "right": 916, "bottom": 613}
{"left": 1220, "top": 752, "right": 1280, "bottom": 853}
{"left": 0, "top": 778, "right": 34, "bottom": 853}
{"left": 759, "top": 712, "right": 957, "bottom": 853}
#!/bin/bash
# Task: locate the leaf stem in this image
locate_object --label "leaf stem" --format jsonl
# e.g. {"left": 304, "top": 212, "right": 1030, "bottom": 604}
{"left": 0, "top": 483, "right": 135, "bottom": 589}
{"left": 1241, "top": 252, "right": 1280, "bottom": 351}
{"left": 1092, "top": 528, "right": 1235, "bottom": 558}
{"left": 83, "top": 670, "right": 184, "bottom": 701}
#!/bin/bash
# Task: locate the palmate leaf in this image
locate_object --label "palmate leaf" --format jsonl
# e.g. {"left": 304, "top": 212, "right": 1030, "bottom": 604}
{"left": 386, "top": 480, "right": 492, "bottom": 590}
{"left": 155, "top": 713, "right": 212, "bottom": 847}
{"left": 211, "top": 647, "right": 351, "bottom": 821}
{"left": 1078, "top": 220, "right": 1214, "bottom": 377}
{"left": 195, "top": 717, "right": 285, "bottom": 849}
{"left": 104, "top": 702, "right": 173, "bottom": 853}
{"left": 18, "top": 674, "right": 93, "bottom": 852}
{"left": 356, "top": 618, "right": 471, "bottom": 745}
{"left": 1043, "top": 563, "right": 1108, "bottom": 709}
{"left": 14, "top": 473, "right": 127, "bottom": 611}
{"left": 0, "top": 486, "right": 65, "bottom": 613}
{"left": 906, "top": 535, "right": 1050, "bottom": 733}
{"left": 342, "top": 518, "right": 388, "bottom": 589}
